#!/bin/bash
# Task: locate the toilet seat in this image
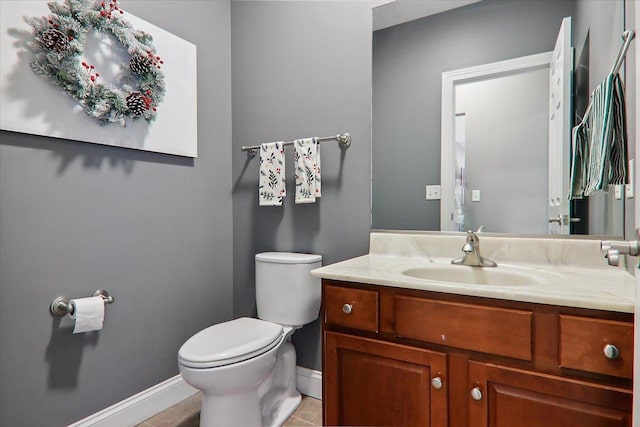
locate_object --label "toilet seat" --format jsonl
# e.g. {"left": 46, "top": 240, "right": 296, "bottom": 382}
{"left": 178, "top": 317, "right": 283, "bottom": 368}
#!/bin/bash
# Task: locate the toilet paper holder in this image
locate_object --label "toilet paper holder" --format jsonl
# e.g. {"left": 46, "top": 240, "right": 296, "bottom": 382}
{"left": 50, "top": 290, "right": 114, "bottom": 316}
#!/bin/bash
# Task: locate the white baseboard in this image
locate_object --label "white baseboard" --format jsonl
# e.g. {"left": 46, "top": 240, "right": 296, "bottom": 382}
{"left": 67, "top": 375, "right": 198, "bottom": 427}
{"left": 68, "top": 366, "right": 322, "bottom": 426}
{"left": 296, "top": 366, "right": 322, "bottom": 400}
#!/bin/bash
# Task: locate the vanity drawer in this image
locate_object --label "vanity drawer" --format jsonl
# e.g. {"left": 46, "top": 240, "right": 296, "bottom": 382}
{"left": 324, "top": 285, "right": 378, "bottom": 332}
{"left": 395, "top": 296, "right": 533, "bottom": 360}
{"left": 559, "top": 315, "right": 633, "bottom": 379}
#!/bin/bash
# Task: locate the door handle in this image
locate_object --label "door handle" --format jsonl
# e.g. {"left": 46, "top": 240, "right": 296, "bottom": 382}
{"left": 549, "top": 215, "right": 581, "bottom": 225}
{"left": 548, "top": 216, "right": 562, "bottom": 224}
{"left": 601, "top": 229, "right": 640, "bottom": 266}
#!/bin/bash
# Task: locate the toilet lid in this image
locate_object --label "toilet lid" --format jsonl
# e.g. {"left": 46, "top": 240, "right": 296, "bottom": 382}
{"left": 178, "top": 317, "right": 283, "bottom": 368}
{"left": 255, "top": 252, "right": 322, "bottom": 264}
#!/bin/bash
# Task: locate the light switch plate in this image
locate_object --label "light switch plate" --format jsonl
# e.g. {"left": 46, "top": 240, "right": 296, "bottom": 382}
{"left": 426, "top": 185, "right": 441, "bottom": 200}
{"left": 472, "top": 190, "right": 481, "bottom": 202}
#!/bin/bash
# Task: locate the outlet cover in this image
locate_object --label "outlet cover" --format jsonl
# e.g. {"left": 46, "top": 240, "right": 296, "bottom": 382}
{"left": 472, "top": 190, "right": 481, "bottom": 202}
{"left": 614, "top": 185, "right": 623, "bottom": 200}
{"left": 426, "top": 185, "right": 441, "bottom": 200}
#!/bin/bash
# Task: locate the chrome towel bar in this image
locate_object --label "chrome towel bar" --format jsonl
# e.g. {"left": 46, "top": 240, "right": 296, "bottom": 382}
{"left": 50, "top": 289, "right": 114, "bottom": 316}
{"left": 579, "top": 30, "right": 635, "bottom": 121}
{"left": 241, "top": 132, "right": 351, "bottom": 156}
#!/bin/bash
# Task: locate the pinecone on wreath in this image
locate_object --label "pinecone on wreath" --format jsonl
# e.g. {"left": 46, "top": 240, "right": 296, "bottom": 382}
{"left": 126, "top": 91, "right": 146, "bottom": 117}
{"left": 40, "top": 28, "right": 68, "bottom": 52}
{"left": 129, "top": 54, "right": 152, "bottom": 74}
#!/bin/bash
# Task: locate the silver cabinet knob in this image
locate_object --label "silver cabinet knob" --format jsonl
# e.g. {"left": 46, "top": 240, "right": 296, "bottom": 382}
{"left": 342, "top": 303, "right": 353, "bottom": 314}
{"left": 431, "top": 377, "right": 443, "bottom": 390}
{"left": 603, "top": 344, "right": 620, "bottom": 359}
{"left": 470, "top": 387, "right": 483, "bottom": 401}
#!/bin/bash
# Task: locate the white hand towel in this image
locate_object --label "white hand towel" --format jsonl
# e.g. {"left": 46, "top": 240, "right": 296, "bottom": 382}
{"left": 294, "top": 138, "right": 321, "bottom": 204}
{"left": 259, "top": 142, "right": 286, "bottom": 206}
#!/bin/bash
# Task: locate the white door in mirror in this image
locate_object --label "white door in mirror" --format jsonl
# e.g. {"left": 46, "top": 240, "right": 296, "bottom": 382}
{"left": 547, "top": 16, "right": 572, "bottom": 235}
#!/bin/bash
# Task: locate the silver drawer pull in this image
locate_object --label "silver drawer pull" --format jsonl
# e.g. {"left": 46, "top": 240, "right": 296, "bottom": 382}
{"left": 431, "top": 377, "right": 443, "bottom": 390}
{"left": 470, "top": 387, "right": 483, "bottom": 401}
{"left": 603, "top": 344, "right": 620, "bottom": 359}
{"left": 342, "top": 303, "right": 353, "bottom": 314}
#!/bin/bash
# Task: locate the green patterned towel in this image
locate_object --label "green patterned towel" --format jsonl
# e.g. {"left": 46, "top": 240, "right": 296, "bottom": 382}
{"left": 570, "top": 73, "right": 628, "bottom": 199}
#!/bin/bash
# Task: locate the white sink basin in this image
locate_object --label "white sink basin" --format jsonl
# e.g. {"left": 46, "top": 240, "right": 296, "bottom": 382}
{"left": 402, "top": 265, "right": 542, "bottom": 286}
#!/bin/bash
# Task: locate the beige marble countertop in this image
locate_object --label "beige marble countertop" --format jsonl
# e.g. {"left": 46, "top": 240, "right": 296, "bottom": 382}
{"left": 312, "top": 232, "right": 636, "bottom": 313}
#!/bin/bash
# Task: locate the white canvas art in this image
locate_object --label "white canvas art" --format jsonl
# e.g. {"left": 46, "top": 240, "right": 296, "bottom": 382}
{"left": 0, "top": 0, "right": 198, "bottom": 157}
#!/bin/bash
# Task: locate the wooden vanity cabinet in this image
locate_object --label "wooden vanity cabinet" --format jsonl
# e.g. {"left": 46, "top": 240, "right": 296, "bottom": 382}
{"left": 324, "top": 331, "right": 448, "bottom": 427}
{"left": 322, "top": 280, "right": 634, "bottom": 427}
{"left": 468, "top": 361, "right": 632, "bottom": 427}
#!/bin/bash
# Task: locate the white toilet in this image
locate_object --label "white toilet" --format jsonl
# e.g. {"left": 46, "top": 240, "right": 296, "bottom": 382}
{"left": 178, "top": 252, "right": 322, "bottom": 427}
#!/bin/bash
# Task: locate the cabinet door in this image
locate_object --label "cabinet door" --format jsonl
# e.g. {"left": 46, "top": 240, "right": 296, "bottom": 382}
{"left": 468, "top": 361, "right": 632, "bottom": 427}
{"left": 324, "top": 331, "right": 447, "bottom": 427}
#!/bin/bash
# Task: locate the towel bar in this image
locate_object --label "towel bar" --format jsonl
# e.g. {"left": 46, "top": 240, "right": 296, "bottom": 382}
{"left": 579, "top": 30, "right": 635, "bottom": 121}
{"left": 50, "top": 290, "right": 114, "bottom": 316}
{"left": 241, "top": 133, "right": 351, "bottom": 156}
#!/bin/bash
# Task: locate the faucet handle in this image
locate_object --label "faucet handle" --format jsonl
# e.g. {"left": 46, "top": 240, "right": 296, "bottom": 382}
{"left": 466, "top": 230, "right": 479, "bottom": 241}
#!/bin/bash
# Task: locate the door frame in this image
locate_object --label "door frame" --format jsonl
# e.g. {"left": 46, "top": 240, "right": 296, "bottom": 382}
{"left": 633, "top": 2, "right": 639, "bottom": 423}
{"left": 440, "top": 52, "right": 553, "bottom": 231}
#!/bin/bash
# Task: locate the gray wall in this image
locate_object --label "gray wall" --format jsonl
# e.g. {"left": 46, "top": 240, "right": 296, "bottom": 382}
{"left": 372, "top": 0, "right": 575, "bottom": 230}
{"left": 231, "top": 1, "right": 372, "bottom": 371}
{"left": 0, "top": 1, "right": 233, "bottom": 426}
{"left": 573, "top": 0, "right": 628, "bottom": 237}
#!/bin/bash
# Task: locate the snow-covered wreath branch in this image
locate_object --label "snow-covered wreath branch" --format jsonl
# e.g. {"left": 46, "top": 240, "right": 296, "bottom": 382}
{"left": 25, "top": 0, "right": 166, "bottom": 126}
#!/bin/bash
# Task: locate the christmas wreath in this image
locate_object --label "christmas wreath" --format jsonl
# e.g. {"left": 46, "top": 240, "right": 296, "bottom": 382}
{"left": 24, "top": 0, "right": 166, "bottom": 125}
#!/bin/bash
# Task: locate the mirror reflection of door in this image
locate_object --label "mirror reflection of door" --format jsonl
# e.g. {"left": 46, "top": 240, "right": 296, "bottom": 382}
{"left": 453, "top": 67, "right": 550, "bottom": 234}
{"left": 446, "top": 18, "right": 573, "bottom": 235}
{"left": 547, "top": 16, "right": 572, "bottom": 235}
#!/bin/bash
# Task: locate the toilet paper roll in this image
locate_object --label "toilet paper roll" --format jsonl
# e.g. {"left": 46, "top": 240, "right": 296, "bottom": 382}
{"left": 70, "top": 296, "right": 105, "bottom": 334}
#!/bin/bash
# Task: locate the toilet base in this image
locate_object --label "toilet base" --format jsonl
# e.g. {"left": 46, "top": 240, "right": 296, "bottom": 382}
{"left": 200, "top": 389, "right": 262, "bottom": 427}
{"left": 182, "top": 332, "right": 303, "bottom": 427}
{"left": 199, "top": 391, "right": 301, "bottom": 427}
{"left": 263, "top": 392, "right": 301, "bottom": 427}
{"left": 260, "top": 340, "right": 301, "bottom": 426}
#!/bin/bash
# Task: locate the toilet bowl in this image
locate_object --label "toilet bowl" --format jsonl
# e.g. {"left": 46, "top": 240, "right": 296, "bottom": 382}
{"left": 178, "top": 252, "right": 321, "bottom": 427}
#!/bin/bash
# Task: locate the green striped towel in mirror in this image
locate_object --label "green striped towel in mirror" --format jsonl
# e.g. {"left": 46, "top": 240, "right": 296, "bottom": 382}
{"left": 569, "top": 73, "right": 628, "bottom": 199}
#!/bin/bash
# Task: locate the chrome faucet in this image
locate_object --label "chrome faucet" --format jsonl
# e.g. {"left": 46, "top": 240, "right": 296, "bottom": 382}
{"left": 451, "top": 230, "right": 497, "bottom": 267}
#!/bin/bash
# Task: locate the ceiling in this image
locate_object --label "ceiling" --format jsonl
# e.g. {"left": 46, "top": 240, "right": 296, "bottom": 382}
{"left": 373, "top": 0, "right": 481, "bottom": 31}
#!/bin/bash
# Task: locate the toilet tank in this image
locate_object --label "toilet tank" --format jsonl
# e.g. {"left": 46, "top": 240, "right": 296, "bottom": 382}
{"left": 255, "top": 252, "right": 322, "bottom": 327}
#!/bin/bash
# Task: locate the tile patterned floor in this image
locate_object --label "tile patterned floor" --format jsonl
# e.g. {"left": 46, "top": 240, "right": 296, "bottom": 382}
{"left": 282, "top": 396, "right": 322, "bottom": 427}
{"left": 137, "top": 393, "right": 322, "bottom": 427}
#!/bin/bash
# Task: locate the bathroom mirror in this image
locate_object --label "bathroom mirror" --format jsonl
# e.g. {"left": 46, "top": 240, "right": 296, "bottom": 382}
{"left": 372, "top": 0, "right": 627, "bottom": 237}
